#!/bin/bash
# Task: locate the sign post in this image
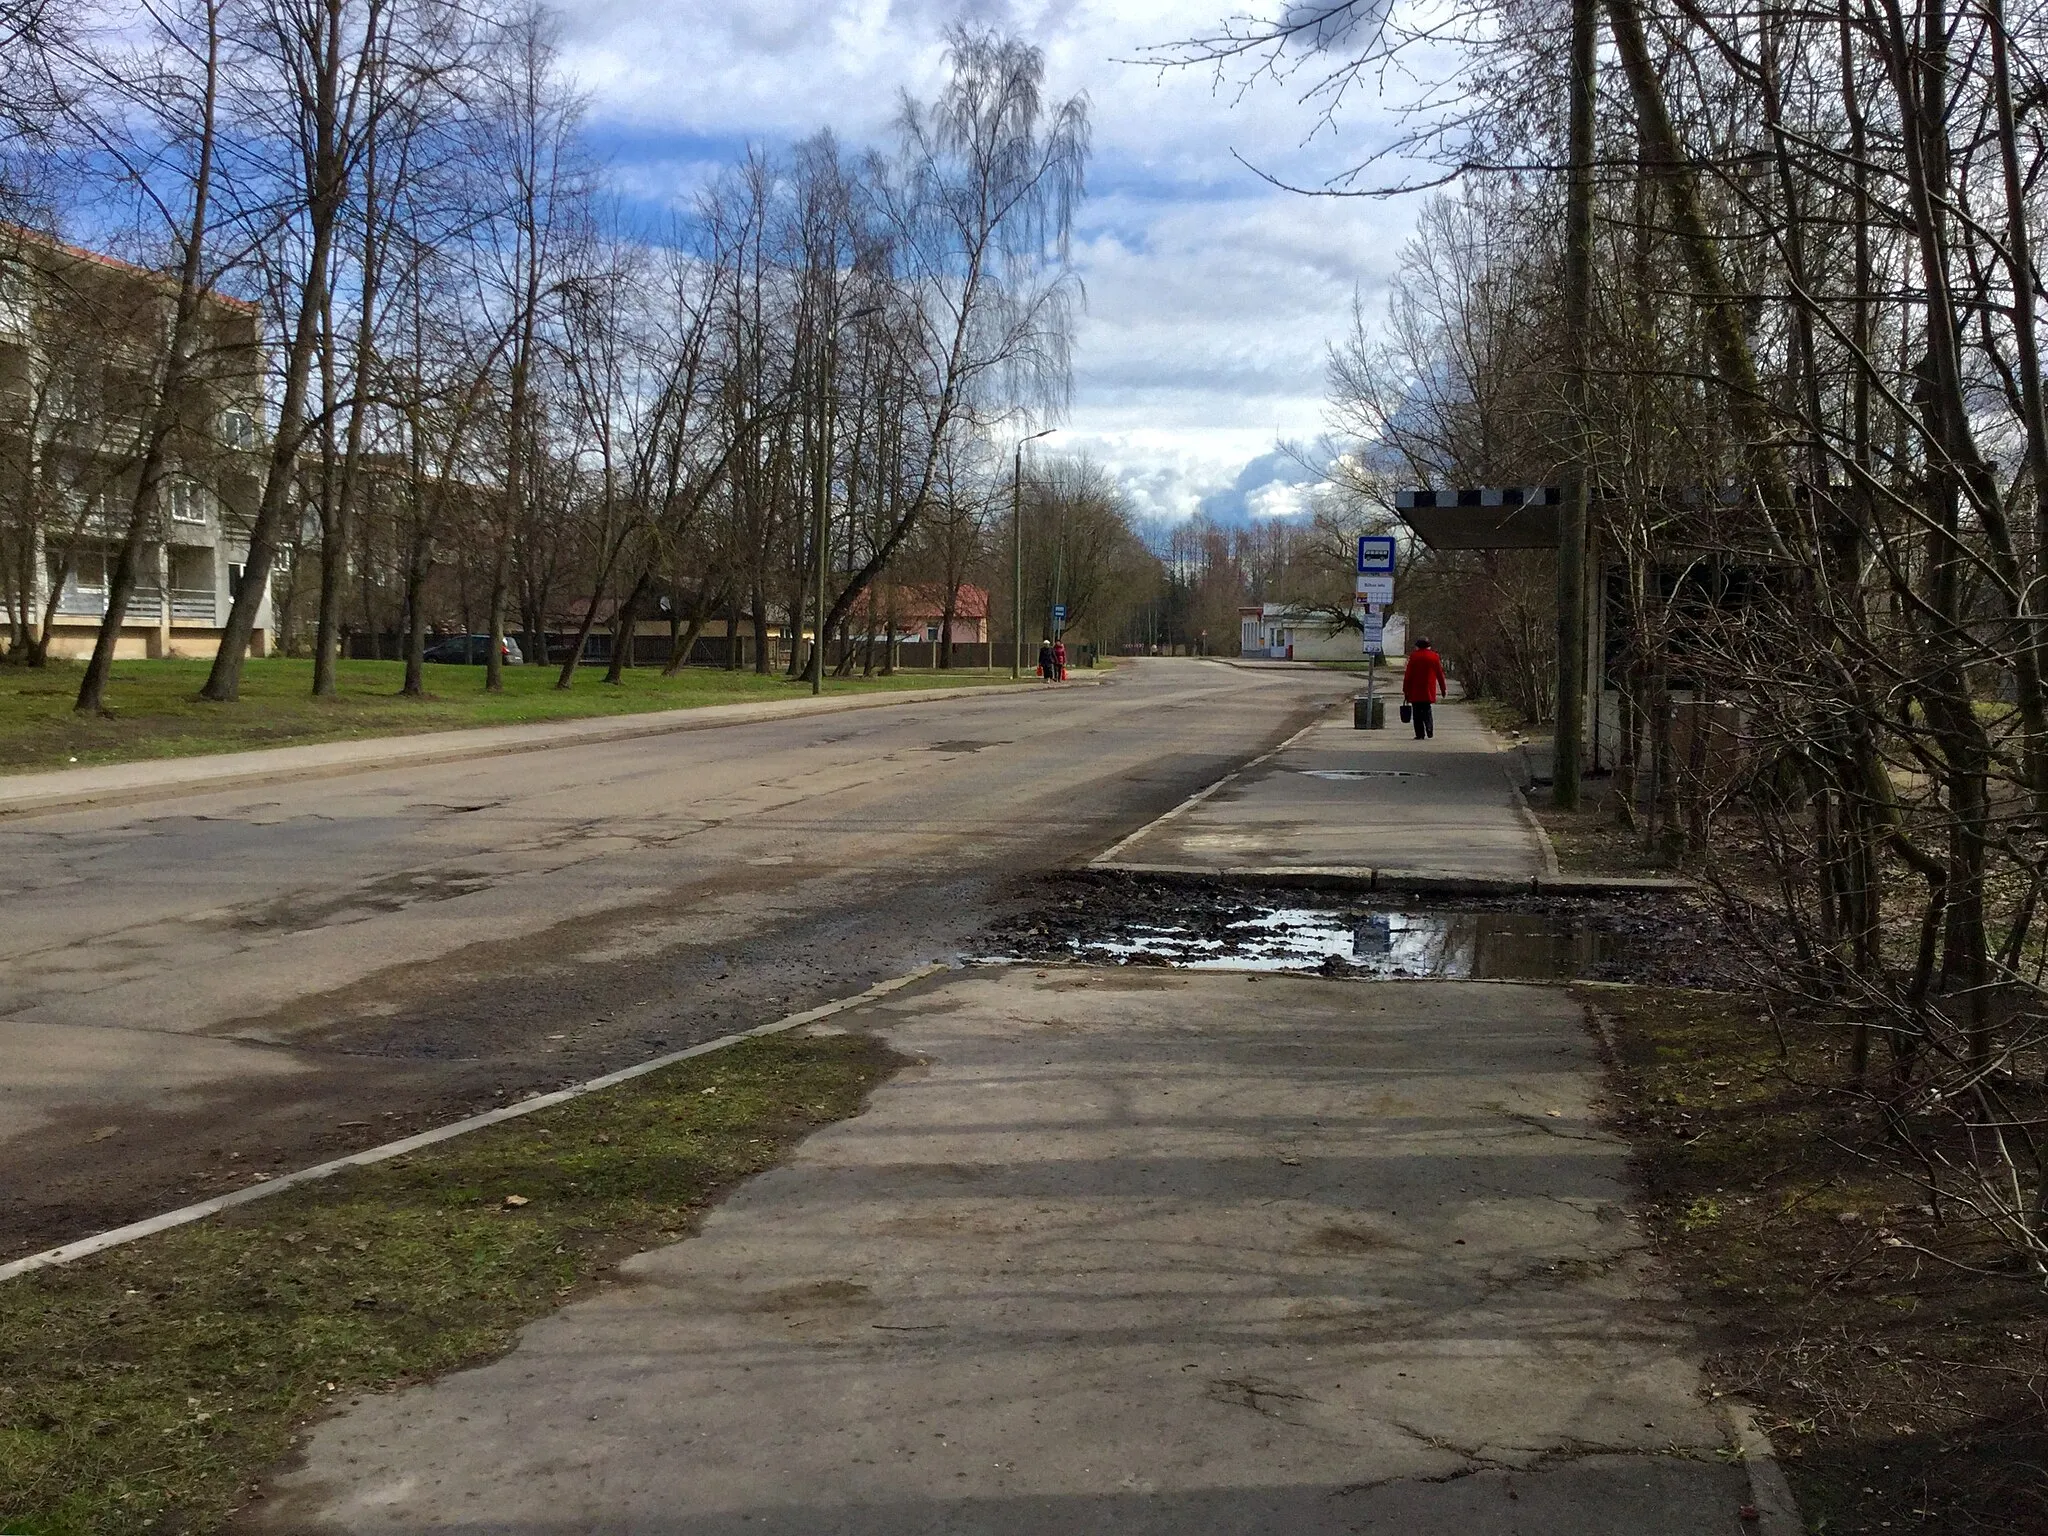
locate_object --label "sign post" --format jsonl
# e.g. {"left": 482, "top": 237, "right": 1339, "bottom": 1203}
{"left": 1355, "top": 535, "right": 1395, "bottom": 728}
{"left": 1050, "top": 603, "right": 1066, "bottom": 637}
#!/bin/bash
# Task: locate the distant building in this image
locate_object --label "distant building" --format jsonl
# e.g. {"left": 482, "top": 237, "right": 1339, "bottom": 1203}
{"left": 0, "top": 226, "right": 274, "bottom": 659}
{"left": 846, "top": 583, "right": 990, "bottom": 646}
{"left": 1239, "top": 603, "right": 1405, "bottom": 661}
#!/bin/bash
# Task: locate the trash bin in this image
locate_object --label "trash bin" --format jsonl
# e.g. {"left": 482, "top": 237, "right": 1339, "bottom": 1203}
{"left": 1353, "top": 695, "right": 1385, "bottom": 730}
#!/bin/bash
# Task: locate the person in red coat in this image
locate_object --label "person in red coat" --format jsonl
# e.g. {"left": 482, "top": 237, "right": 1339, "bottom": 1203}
{"left": 1403, "top": 636, "right": 1447, "bottom": 740}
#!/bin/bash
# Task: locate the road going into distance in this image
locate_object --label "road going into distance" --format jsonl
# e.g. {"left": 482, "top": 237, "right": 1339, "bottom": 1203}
{"left": 0, "top": 659, "right": 1351, "bottom": 1261}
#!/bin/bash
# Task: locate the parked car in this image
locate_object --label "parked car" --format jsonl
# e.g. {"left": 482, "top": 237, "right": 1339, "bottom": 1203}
{"left": 421, "top": 634, "right": 523, "bottom": 665}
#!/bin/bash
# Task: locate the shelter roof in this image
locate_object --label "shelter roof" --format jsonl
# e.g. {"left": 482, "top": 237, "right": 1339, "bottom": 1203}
{"left": 1395, "top": 487, "right": 1561, "bottom": 550}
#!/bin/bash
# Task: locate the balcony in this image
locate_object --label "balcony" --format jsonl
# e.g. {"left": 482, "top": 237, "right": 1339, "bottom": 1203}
{"left": 172, "top": 588, "right": 216, "bottom": 622}
{"left": 52, "top": 587, "right": 215, "bottom": 623}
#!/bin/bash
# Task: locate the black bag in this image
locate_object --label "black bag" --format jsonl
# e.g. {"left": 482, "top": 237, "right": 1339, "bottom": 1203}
{"left": 1399, "top": 703, "right": 1412, "bottom": 723}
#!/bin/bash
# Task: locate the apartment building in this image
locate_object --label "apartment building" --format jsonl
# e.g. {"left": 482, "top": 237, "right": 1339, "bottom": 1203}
{"left": 0, "top": 227, "right": 274, "bottom": 660}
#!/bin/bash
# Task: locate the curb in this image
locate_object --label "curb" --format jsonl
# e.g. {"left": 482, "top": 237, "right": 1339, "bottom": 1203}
{"left": 1722, "top": 1401, "right": 1802, "bottom": 1532}
{"left": 1085, "top": 862, "right": 1695, "bottom": 897}
{"left": 0, "top": 964, "right": 948, "bottom": 1284}
{"left": 0, "top": 680, "right": 1079, "bottom": 822}
{"left": 1467, "top": 704, "right": 1565, "bottom": 880}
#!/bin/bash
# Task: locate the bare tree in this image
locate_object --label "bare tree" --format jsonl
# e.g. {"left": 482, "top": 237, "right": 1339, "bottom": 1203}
{"left": 72, "top": 0, "right": 230, "bottom": 715}
{"left": 817, "top": 28, "right": 1088, "bottom": 650}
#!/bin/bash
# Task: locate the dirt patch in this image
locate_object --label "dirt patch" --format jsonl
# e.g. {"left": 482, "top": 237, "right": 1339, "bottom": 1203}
{"left": 0, "top": 867, "right": 1006, "bottom": 1265}
{"left": 1584, "top": 985, "right": 2048, "bottom": 1534}
{"left": 1529, "top": 782, "right": 1682, "bottom": 878}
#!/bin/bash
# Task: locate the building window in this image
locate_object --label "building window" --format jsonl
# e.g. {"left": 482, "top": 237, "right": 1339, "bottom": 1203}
{"left": 228, "top": 563, "right": 243, "bottom": 599}
{"left": 48, "top": 370, "right": 88, "bottom": 422}
{"left": 166, "top": 479, "right": 207, "bottom": 524}
{"left": 70, "top": 549, "right": 109, "bottom": 590}
{"left": 219, "top": 408, "right": 257, "bottom": 450}
{"left": 0, "top": 261, "right": 28, "bottom": 322}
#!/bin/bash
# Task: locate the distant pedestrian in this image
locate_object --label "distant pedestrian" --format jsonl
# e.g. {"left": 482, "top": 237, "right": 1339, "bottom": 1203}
{"left": 1404, "top": 635, "right": 1446, "bottom": 740}
{"left": 1053, "top": 638, "right": 1067, "bottom": 681}
{"left": 1038, "top": 638, "right": 1054, "bottom": 681}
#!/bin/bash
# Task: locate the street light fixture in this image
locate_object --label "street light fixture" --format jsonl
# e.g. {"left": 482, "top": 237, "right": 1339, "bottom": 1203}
{"left": 1012, "top": 429, "right": 1055, "bottom": 679}
{"left": 813, "top": 302, "right": 885, "bottom": 695}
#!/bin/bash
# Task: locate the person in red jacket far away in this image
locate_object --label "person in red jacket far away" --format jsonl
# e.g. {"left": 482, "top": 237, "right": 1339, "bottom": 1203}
{"left": 1403, "top": 636, "right": 1447, "bottom": 740}
{"left": 1053, "top": 638, "right": 1067, "bottom": 680}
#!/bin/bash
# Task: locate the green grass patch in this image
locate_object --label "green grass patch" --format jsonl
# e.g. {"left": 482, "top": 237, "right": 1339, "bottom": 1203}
{"left": 1584, "top": 985, "right": 2048, "bottom": 1534}
{"left": 0, "top": 658, "right": 1022, "bottom": 775}
{"left": 0, "top": 1029, "right": 896, "bottom": 1535}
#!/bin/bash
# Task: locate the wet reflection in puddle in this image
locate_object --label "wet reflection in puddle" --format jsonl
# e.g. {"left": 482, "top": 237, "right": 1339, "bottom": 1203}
{"left": 1075, "top": 907, "right": 1615, "bottom": 980}
{"left": 1295, "top": 770, "right": 1432, "bottom": 781}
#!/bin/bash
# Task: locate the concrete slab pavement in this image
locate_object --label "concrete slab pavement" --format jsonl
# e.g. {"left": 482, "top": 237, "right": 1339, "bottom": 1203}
{"left": 1097, "top": 696, "right": 1551, "bottom": 884}
{"left": 250, "top": 968, "right": 1757, "bottom": 1535}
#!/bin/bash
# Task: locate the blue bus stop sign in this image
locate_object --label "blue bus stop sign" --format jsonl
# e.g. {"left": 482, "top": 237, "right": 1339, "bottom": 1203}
{"left": 1356, "top": 535, "right": 1396, "bottom": 575}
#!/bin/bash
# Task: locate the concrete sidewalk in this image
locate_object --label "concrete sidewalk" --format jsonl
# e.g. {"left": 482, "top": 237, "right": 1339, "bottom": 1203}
{"left": 250, "top": 968, "right": 1762, "bottom": 1535}
{"left": 1097, "top": 696, "right": 1553, "bottom": 887}
{"left": 0, "top": 678, "right": 1085, "bottom": 821}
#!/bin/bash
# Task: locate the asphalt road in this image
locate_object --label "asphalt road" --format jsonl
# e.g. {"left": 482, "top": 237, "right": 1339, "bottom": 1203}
{"left": 0, "top": 659, "right": 1351, "bottom": 1260}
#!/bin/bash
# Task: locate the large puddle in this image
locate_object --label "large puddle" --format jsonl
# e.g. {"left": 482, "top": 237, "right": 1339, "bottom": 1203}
{"left": 1068, "top": 907, "right": 1617, "bottom": 980}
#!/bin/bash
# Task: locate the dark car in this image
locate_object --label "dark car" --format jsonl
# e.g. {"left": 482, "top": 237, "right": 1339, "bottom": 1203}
{"left": 421, "top": 634, "right": 523, "bottom": 665}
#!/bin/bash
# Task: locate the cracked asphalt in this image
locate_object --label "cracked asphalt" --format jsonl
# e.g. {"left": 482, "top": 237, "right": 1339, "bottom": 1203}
{"left": 0, "top": 659, "right": 1346, "bottom": 1261}
{"left": 248, "top": 967, "right": 1757, "bottom": 1534}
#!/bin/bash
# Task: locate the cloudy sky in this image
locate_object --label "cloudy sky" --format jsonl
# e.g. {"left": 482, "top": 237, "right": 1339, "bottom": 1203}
{"left": 555, "top": 0, "right": 1419, "bottom": 527}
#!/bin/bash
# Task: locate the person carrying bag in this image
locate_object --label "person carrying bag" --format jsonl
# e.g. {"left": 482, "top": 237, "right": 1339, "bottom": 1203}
{"left": 1402, "top": 637, "right": 1446, "bottom": 740}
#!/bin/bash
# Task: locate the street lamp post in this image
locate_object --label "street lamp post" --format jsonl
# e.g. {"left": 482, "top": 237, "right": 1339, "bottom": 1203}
{"left": 1012, "top": 429, "right": 1054, "bottom": 679}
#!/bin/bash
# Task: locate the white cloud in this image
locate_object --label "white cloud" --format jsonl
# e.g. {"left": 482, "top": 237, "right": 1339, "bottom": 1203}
{"left": 557, "top": 0, "right": 1425, "bottom": 523}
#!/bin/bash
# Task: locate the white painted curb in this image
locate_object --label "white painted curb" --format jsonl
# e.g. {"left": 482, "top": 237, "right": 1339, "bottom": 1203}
{"left": 0, "top": 964, "right": 947, "bottom": 1284}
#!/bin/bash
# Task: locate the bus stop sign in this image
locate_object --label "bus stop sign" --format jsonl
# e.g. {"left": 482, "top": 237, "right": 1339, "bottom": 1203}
{"left": 1357, "top": 535, "right": 1396, "bottom": 575}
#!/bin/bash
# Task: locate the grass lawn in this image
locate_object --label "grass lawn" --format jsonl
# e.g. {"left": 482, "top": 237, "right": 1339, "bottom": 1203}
{"left": 1586, "top": 985, "right": 2048, "bottom": 1533}
{"left": 0, "top": 658, "right": 1025, "bottom": 775}
{"left": 0, "top": 1029, "right": 896, "bottom": 1536}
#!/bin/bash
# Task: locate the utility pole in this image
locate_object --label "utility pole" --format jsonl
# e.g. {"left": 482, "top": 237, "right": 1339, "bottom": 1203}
{"left": 1012, "top": 429, "right": 1053, "bottom": 678}
{"left": 811, "top": 342, "right": 831, "bottom": 696}
{"left": 1553, "top": 0, "right": 1597, "bottom": 808}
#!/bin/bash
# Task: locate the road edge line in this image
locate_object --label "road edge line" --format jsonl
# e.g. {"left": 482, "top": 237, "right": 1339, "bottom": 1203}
{"left": 1087, "top": 712, "right": 1330, "bottom": 868}
{"left": 0, "top": 964, "right": 948, "bottom": 1285}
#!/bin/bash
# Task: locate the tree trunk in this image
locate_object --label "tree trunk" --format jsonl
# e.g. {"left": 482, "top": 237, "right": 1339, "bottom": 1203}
{"left": 750, "top": 584, "right": 771, "bottom": 675}
{"left": 605, "top": 567, "right": 650, "bottom": 684}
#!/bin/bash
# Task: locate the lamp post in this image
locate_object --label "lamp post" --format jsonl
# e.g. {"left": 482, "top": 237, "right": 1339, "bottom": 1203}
{"left": 813, "top": 303, "right": 883, "bottom": 695}
{"left": 1012, "top": 429, "right": 1054, "bottom": 679}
